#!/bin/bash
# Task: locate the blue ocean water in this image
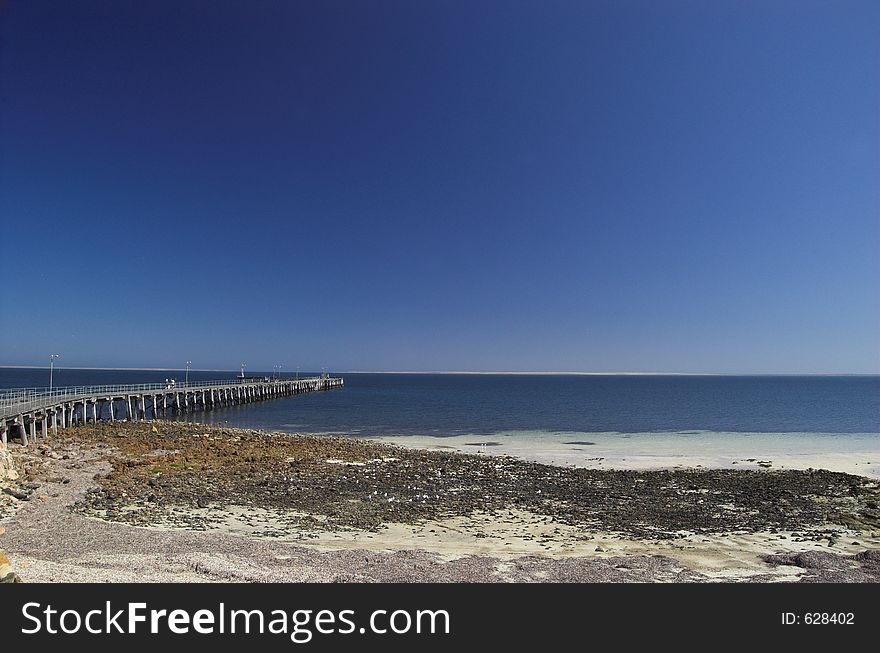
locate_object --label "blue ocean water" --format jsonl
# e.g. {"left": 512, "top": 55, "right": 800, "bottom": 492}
{"left": 1, "top": 369, "right": 877, "bottom": 437}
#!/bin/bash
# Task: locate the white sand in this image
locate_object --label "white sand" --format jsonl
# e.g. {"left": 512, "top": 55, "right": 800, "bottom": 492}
{"left": 138, "top": 504, "right": 879, "bottom": 581}
{"left": 370, "top": 430, "right": 880, "bottom": 478}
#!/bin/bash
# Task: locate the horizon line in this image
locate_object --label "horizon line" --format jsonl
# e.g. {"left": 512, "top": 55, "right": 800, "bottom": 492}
{"left": 340, "top": 370, "right": 880, "bottom": 376}
{"left": 0, "top": 365, "right": 877, "bottom": 376}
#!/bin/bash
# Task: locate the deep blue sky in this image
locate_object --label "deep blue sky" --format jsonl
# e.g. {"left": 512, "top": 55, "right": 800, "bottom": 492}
{"left": 1, "top": 1, "right": 878, "bottom": 373}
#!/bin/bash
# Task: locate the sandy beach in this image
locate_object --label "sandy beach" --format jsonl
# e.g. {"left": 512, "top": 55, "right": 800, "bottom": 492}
{"left": 1, "top": 421, "right": 879, "bottom": 583}
{"left": 373, "top": 430, "right": 880, "bottom": 479}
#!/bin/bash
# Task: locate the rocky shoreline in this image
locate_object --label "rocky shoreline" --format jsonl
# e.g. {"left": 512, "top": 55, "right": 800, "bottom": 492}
{"left": 1, "top": 421, "right": 879, "bottom": 582}
{"left": 73, "top": 422, "right": 880, "bottom": 540}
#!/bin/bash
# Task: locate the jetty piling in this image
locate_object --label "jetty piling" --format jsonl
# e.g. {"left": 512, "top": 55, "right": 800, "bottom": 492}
{"left": 0, "top": 376, "right": 344, "bottom": 446}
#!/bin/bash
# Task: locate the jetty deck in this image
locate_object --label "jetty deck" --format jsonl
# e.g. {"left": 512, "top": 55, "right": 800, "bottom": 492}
{"left": 0, "top": 376, "right": 344, "bottom": 446}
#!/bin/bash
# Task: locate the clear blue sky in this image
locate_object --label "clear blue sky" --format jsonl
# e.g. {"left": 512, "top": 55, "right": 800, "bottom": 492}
{"left": 1, "top": 1, "right": 877, "bottom": 373}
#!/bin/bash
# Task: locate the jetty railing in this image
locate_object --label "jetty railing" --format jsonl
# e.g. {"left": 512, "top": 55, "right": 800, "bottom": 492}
{"left": 1, "top": 375, "right": 345, "bottom": 445}
{"left": 0, "top": 377, "right": 317, "bottom": 401}
{"left": 0, "top": 377, "right": 328, "bottom": 418}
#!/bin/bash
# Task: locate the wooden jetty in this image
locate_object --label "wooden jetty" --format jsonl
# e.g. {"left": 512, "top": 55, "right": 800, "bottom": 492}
{"left": 0, "top": 375, "right": 344, "bottom": 446}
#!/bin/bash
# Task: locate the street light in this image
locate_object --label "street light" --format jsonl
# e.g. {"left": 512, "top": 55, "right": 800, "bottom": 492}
{"left": 49, "top": 354, "right": 61, "bottom": 391}
{"left": 240, "top": 362, "right": 246, "bottom": 379}
{"left": 296, "top": 365, "right": 300, "bottom": 381}
{"left": 185, "top": 361, "right": 192, "bottom": 385}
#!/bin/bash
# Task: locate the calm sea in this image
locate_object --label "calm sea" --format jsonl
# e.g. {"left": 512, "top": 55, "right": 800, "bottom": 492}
{"left": 1, "top": 369, "right": 877, "bottom": 436}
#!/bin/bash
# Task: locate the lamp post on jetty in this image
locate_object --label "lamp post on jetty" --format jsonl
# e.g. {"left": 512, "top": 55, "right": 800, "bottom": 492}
{"left": 49, "top": 354, "right": 61, "bottom": 392}
{"left": 185, "top": 360, "right": 192, "bottom": 385}
{"left": 240, "top": 363, "right": 246, "bottom": 380}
